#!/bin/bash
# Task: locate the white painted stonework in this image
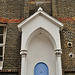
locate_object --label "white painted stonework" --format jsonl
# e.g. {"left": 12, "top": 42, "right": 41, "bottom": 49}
{"left": 27, "top": 33, "right": 56, "bottom": 75}
{"left": 18, "top": 7, "right": 63, "bottom": 75}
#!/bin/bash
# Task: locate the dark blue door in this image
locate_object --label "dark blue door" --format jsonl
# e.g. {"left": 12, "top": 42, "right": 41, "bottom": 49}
{"left": 34, "top": 62, "right": 49, "bottom": 75}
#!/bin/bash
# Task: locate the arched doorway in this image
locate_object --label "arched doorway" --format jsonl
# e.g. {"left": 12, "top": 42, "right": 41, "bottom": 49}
{"left": 34, "top": 62, "right": 49, "bottom": 75}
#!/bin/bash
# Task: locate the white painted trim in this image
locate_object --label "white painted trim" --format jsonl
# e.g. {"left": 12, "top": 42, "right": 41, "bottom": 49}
{"left": 20, "top": 50, "right": 28, "bottom": 55}
{"left": 18, "top": 7, "right": 63, "bottom": 75}
{"left": 21, "top": 55, "right": 26, "bottom": 75}
{"left": 0, "top": 61, "right": 3, "bottom": 70}
{"left": 0, "top": 24, "right": 7, "bottom": 27}
{"left": 25, "top": 28, "right": 56, "bottom": 50}
{"left": 55, "top": 49, "right": 62, "bottom": 75}
{"left": 18, "top": 7, "right": 63, "bottom": 31}
{"left": 0, "top": 44, "right": 5, "bottom": 46}
{"left": 38, "top": 7, "right": 43, "bottom": 11}
{"left": 0, "top": 67, "right": 2, "bottom": 70}
{"left": 0, "top": 26, "right": 7, "bottom": 70}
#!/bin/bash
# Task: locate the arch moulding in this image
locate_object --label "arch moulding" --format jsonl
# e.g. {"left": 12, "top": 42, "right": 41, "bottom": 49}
{"left": 18, "top": 7, "right": 63, "bottom": 51}
{"left": 24, "top": 27, "right": 57, "bottom": 50}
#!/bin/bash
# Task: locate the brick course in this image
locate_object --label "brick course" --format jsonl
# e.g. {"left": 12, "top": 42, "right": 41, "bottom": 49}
{"left": 55, "top": 0, "right": 75, "bottom": 74}
{"left": 4, "top": 23, "right": 21, "bottom": 70}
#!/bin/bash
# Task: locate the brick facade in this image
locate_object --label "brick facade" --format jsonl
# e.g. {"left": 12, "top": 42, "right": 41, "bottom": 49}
{"left": 55, "top": 0, "right": 75, "bottom": 74}
{"left": 0, "top": 0, "right": 75, "bottom": 75}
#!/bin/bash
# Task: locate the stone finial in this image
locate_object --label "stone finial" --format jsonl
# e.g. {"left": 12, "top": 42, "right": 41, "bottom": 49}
{"left": 38, "top": 7, "right": 43, "bottom": 11}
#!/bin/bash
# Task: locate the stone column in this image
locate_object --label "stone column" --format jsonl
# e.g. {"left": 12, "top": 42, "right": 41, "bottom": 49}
{"left": 20, "top": 50, "right": 27, "bottom": 75}
{"left": 55, "top": 49, "right": 62, "bottom": 75}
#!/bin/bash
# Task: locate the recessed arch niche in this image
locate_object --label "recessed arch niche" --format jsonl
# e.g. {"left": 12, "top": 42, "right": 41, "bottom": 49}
{"left": 18, "top": 7, "right": 63, "bottom": 75}
{"left": 26, "top": 27, "right": 56, "bottom": 50}
{"left": 27, "top": 28, "right": 56, "bottom": 75}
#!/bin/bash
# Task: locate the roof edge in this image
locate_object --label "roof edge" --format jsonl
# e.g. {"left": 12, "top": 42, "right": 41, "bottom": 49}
{"left": 18, "top": 7, "right": 64, "bottom": 31}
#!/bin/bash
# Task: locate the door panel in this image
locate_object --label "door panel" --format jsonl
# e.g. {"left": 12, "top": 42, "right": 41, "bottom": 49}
{"left": 34, "top": 62, "right": 48, "bottom": 75}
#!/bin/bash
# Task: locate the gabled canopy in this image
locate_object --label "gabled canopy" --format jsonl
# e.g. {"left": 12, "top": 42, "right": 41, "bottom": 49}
{"left": 18, "top": 8, "right": 63, "bottom": 75}
{"left": 18, "top": 7, "right": 64, "bottom": 50}
{"left": 18, "top": 7, "right": 63, "bottom": 31}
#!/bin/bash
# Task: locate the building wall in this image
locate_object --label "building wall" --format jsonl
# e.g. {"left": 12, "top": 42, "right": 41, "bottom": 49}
{"left": 0, "top": 23, "right": 21, "bottom": 75}
{"left": 54, "top": 0, "right": 75, "bottom": 74}
{"left": 0, "top": 0, "right": 22, "bottom": 74}
{"left": 0, "top": 0, "right": 75, "bottom": 75}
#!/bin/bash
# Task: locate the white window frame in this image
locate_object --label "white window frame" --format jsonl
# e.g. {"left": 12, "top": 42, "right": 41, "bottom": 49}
{"left": 0, "top": 24, "right": 7, "bottom": 70}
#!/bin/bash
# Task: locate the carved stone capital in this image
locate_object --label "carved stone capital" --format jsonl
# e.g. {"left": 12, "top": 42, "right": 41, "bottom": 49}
{"left": 55, "top": 49, "right": 62, "bottom": 55}
{"left": 20, "top": 50, "right": 27, "bottom": 55}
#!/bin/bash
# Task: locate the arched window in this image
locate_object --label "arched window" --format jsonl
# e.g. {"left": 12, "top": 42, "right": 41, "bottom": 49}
{"left": 34, "top": 62, "right": 49, "bottom": 75}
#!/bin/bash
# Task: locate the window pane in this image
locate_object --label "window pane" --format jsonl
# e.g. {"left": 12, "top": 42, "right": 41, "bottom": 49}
{"left": 0, "top": 47, "right": 3, "bottom": 55}
{"left": 0, "top": 35, "right": 3, "bottom": 43}
{"left": 0, "top": 26, "right": 4, "bottom": 34}
{"left": 0, "top": 57, "right": 2, "bottom": 61}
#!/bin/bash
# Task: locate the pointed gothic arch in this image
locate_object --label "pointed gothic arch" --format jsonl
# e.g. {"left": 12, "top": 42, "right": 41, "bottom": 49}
{"left": 26, "top": 27, "right": 56, "bottom": 50}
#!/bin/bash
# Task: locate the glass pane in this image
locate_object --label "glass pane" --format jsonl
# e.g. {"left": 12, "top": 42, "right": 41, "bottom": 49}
{"left": 0, "top": 35, "right": 3, "bottom": 43}
{"left": 0, "top": 47, "right": 3, "bottom": 55}
{"left": 0, "top": 57, "right": 2, "bottom": 61}
{"left": 0, "top": 26, "right": 4, "bottom": 34}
